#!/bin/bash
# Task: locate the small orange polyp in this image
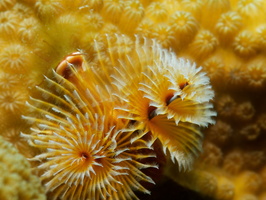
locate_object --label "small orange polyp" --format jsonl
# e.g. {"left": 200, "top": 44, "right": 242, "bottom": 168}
{"left": 56, "top": 52, "right": 84, "bottom": 79}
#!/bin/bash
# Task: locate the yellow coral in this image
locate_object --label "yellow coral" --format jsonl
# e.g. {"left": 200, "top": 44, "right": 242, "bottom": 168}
{"left": 12, "top": 3, "right": 35, "bottom": 18}
{"left": 200, "top": 0, "right": 230, "bottom": 29}
{"left": 151, "top": 24, "right": 175, "bottom": 48}
{"left": 0, "top": 44, "right": 32, "bottom": 73}
{"left": 34, "top": 0, "right": 63, "bottom": 20}
{"left": 223, "top": 150, "right": 245, "bottom": 175}
{"left": 0, "top": 89, "right": 28, "bottom": 113}
{"left": 146, "top": 2, "right": 168, "bottom": 22}
{"left": 18, "top": 17, "right": 42, "bottom": 43}
{"left": 180, "top": 0, "right": 203, "bottom": 19}
{"left": 235, "top": 101, "right": 255, "bottom": 121}
{"left": 0, "top": 11, "right": 20, "bottom": 35}
{"left": 233, "top": 30, "right": 259, "bottom": 57}
{"left": 0, "top": 71, "right": 18, "bottom": 89}
{"left": 234, "top": 171, "right": 262, "bottom": 195}
{"left": 215, "top": 11, "right": 243, "bottom": 39}
{"left": 169, "top": 11, "right": 198, "bottom": 38}
{"left": 215, "top": 176, "right": 235, "bottom": 200}
{"left": 187, "top": 30, "right": 219, "bottom": 59}
{"left": 101, "top": 0, "right": 124, "bottom": 24}
{"left": 0, "top": 0, "right": 16, "bottom": 11}
{"left": 246, "top": 57, "right": 266, "bottom": 88}
{"left": 200, "top": 142, "right": 223, "bottom": 166}
{"left": 206, "top": 120, "right": 233, "bottom": 145}
{"left": 2, "top": 125, "right": 33, "bottom": 157}
{"left": 0, "top": 136, "right": 45, "bottom": 200}
{"left": 257, "top": 25, "right": 266, "bottom": 47}
{"left": 237, "top": 0, "right": 264, "bottom": 22}
{"left": 118, "top": 0, "right": 144, "bottom": 32}
{"left": 239, "top": 124, "right": 260, "bottom": 141}
{"left": 216, "top": 95, "right": 237, "bottom": 117}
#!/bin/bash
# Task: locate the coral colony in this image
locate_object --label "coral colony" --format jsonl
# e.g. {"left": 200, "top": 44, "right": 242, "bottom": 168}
{"left": 0, "top": 0, "right": 266, "bottom": 200}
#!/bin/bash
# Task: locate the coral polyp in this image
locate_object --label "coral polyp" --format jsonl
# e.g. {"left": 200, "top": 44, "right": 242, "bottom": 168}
{"left": 0, "top": 89, "right": 27, "bottom": 113}
{"left": 0, "top": 44, "right": 30, "bottom": 72}
{"left": 169, "top": 11, "right": 198, "bottom": 38}
{"left": 215, "top": 11, "right": 242, "bottom": 38}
